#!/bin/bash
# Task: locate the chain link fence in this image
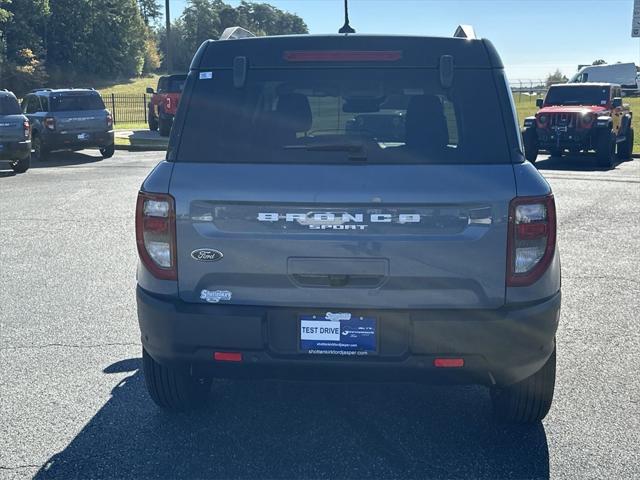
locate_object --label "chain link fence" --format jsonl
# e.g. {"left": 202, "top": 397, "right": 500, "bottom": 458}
{"left": 509, "top": 79, "right": 547, "bottom": 104}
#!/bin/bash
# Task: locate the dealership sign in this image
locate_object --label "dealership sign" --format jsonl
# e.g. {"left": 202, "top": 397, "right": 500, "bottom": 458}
{"left": 633, "top": 0, "right": 640, "bottom": 37}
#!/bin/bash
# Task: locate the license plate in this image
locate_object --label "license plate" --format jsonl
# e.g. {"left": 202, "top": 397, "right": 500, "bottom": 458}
{"left": 77, "top": 133, "right": 90, "bottom": 140}
{"left": 300, "top": 313, "right": 377, "bottom": 356}
{"left": 557, "top": 126, "right": 568, "bottom": 132}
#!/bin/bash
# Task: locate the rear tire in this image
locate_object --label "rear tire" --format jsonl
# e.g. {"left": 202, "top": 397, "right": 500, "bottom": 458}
{"left": 99, "top": 144, "right": 115, "bottom": 159}
{"left": 158, "top": 115, "right": 172, "bottom": 137}
{"left": 32, "top": 134, "right": 48, "bottom": 162}
{"left": 11, "top": 154, "right": 30, "bottom": 173}
{"left": 617, "top": 127, "right": 634, "bottom": 161}
{"left": 522, "top": 128, "right": 539, "bottom": 163}
{"left": 490, "top": 347, "right": 556, "bottom": 424}
{"left": 596, "top": 129, "right": 616, "bottom": 168}
{"left": 142, "top": 348, "right": 212, "bottom": 411}
{"left": 148, "top": 111, "right": 158, "bottom": 131}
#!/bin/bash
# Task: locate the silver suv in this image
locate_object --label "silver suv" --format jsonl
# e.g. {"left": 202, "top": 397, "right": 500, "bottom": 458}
{"left": 0, "top": 90, "right": 31, "bottom": 173}
{"left": 135, "top": 31, "right": 561, "bottom": 423}
{"left": 21, "top": 88, "right": 114, "bottom": 161}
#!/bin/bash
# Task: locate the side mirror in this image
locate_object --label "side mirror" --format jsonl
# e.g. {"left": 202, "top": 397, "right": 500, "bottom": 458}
{"left": 612, "top": 97, "right": 622, "bottom": 108}
{"left": 146, "top": 87, "right": 154, "bottom": 94}
{"left": 536, "top": 98, "right": 544, "bottom": 108}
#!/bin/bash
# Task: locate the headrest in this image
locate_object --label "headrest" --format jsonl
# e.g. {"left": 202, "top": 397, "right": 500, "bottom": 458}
{"left": 276, "top": 93, "right": 312, "bottom": 133}
{"left": 405, "top": 95, "right": 449, "bottom": 150}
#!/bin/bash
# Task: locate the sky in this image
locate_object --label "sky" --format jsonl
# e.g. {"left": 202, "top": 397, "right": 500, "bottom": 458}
{"left": 166, "top": 0, "right": 640, "bottom": 80}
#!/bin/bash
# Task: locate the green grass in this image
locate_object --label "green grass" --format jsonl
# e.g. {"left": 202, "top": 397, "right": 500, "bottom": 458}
{"left": 97, "top": 74, "right": 162, "bottom": 95}
{"left": 112, "top": 122, "right": 148, "bottom": 131}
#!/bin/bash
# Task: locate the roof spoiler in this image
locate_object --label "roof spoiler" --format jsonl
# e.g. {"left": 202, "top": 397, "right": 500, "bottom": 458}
{"left": 219, "top": 27, "right": 256, "bottom": 41}
{"left": 453, "top": 25, "right": 477, "bottom": 39}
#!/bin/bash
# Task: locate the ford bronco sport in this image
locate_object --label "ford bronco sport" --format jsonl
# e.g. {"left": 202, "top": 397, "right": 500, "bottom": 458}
{"left": 522, "top": 83, "right": 633, "bottom": 168}
{"left": 136, "top": 31, "right": 561, "bottom": 423}
{"left": 0, "top": 90, "right": 31, "bottom": 173}
{"left": 22, "top": 89, "right": 115, "bottom": 161}
{"left": 146, "top": 74, "right": 187, "bottom": 136}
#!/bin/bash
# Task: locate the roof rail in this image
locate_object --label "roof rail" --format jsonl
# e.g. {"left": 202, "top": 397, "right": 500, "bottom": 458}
{"left": 29, "top": 88, "right": 53, "bottom": 93}
{"left": 219, "top": 26, "right": 256, "bottom": 41}
{"left": 453, "top": 25, "right": 477, "bottom": 39}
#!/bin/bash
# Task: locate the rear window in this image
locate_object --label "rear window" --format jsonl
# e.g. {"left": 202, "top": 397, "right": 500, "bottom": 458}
{"left": 0, "top": 95, "right": 21, "bottom": 115}
{"left": 168, "top": 77, "right": 186, "bottom": 93}
{"left": 545, "top": 86, "right": 610, "bottom": 106}
{"left": 50, "top": 94, "right": 105, "bottom": 112}
{"left": 175, "top": 68, "right": 510, "bottom": 164}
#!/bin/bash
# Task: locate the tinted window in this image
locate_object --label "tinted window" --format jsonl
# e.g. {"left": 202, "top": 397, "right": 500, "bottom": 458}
{"left": 158, "top": 77, "right": 168, "bottom": 92}
{"left": 168, "top": 77, "right": 186, "bottom": 93}
{"left": 545, "top": 86, "right": 610, "bottom": 106}
{"left": 176, "top": 68, "right": 510, "bottom": 164}
{"left": 24, "top": 96, "right": 42, "bottom": 114}
{"left": 0, "top": 95, "right": 21, "bottom": 115}
{"left": 50, "top": 94, "right": 105, "bottom": 111}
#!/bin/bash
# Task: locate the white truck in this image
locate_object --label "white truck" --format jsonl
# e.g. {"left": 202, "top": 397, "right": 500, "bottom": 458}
{"left": 569, "top": 63, "right": 638, "bottom": 92}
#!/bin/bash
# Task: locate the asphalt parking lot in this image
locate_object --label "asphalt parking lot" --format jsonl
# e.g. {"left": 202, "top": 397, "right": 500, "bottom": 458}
{"left": 0, "top": 150, "right": 639, "bottom": 479}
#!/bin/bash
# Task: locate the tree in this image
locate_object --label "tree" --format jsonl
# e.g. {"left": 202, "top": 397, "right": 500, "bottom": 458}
{"left": 142, "top": 35, "right": 161, "bottom": 73}
{"left": 0, "top": 0, "right": 49, "bottom": 92}
{"left": 592, "top": 59, "right": 606, "bottom": 65}
{"left": 47, "top": 0, "right": 147, "bottom": 79}
{"left": 137, "top": 0, "right": 161, "bottom": 25}
{"left": 546, "top": 69, "right": 568, "bottom": 87}
{"left": 0, "top": 0, "right": 11, "bottom": 83}
{"left": 163, "top": 0, "right": 308, "bottom": 71}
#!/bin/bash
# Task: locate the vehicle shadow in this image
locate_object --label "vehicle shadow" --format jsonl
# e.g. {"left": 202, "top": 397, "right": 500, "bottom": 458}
{"left": 33, "top": 358, "right": 550, "bottom": 480}
{"left": 535, "top": 152, "right": 626, "bottom": 172}
{"left": 30, "top": 150, "right": 105, "bottom": 168}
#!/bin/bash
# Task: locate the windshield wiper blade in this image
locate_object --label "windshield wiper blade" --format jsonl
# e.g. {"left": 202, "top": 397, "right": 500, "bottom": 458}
{"left": 283, "top": 142, "right": 368, "bottom": 160}
{"left": 284, "top": 143, "right": 364, "bottom": 152}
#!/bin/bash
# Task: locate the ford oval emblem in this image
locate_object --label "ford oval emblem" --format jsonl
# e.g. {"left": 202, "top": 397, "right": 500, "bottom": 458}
{"left": 191, "top": 249, "right": 223, "bottom": 262}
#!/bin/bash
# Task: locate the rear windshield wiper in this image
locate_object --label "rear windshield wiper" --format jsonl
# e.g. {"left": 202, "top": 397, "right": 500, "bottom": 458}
{"left": 283, "top": 142, "right": 368, "bottom": 160}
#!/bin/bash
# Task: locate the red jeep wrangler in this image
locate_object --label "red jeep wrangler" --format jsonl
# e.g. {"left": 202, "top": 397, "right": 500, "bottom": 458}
{"left": 146, "top": 74, "right": 187, "bottom": 136}
{"left": 522, "top": 83, "right": 633, "bottom": 168}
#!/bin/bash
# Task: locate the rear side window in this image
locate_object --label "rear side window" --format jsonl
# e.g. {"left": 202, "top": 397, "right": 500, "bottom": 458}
{"left": 50, "top": 94, "right": 105, "bottom": 112}
{"left": 0, "top": 95, "right": 21, "bottom": 115}
{"left": 23, "top": 96, "right": 43, "bottom": 114}
{"left": 175, "top": 68, "right": 511, "bottom": 164}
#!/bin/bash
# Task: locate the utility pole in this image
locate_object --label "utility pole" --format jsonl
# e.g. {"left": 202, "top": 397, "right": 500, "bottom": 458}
{"left": 165, "top": 0, "right": 172, "bottom": 74}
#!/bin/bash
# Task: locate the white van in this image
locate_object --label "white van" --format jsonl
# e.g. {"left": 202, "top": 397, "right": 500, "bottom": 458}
{"left": 570, "top": 63, "right": 637, "bottom": 90}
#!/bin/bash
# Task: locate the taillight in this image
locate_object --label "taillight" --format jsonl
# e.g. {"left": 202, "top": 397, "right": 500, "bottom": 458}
{"left": 106, "top": 112, "right": 113, "bottom": 129}
{"left": 165, "top": 96, "right": 171, "bottom": 111}
{"left": 23, "top": 120, "right": 30, "bottom": 139}
{"left": 135, "top": 192, "right": 177, "bottom": 280}
{"left": 44, "top": 117, "right": 56, "bottom": 131}
{"left": 507, "top": 194, "right": 556, "bottom": 287}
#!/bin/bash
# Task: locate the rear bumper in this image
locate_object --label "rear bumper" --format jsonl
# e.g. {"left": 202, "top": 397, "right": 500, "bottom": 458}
{"left": 0, "top": 140, "right": 30, "bottom": 160}
{"left": 43, "top": 131, "right": 114, "bottom": 150}
{"left": 137, "top": 287, "right": 561, "bottom": 387}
